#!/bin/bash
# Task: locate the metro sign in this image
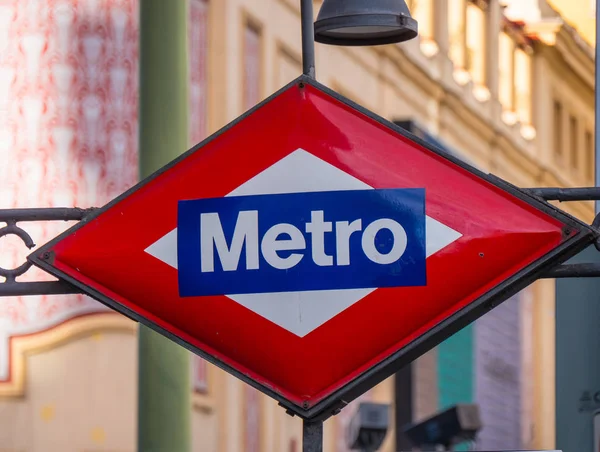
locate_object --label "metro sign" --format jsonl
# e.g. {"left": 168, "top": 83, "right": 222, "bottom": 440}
{"left": 177, "top": 188, "right": 428, "bottom": 297}
{"left": 30, "top": 76, "right": 593, "bottom": 420}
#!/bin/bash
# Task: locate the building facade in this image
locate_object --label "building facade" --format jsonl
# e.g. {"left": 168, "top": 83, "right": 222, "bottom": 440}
{"left": 0, "top": 0, "right": 594, "bottom": 451}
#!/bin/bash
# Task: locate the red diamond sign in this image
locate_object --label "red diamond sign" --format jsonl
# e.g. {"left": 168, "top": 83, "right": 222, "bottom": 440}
{"left": 30, "top": 76, "right": 593, "bottom": 420}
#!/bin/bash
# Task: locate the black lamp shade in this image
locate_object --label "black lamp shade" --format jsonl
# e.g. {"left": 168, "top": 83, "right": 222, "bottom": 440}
{"left": 314, "top": 0, "right": 418, "bottom": 46}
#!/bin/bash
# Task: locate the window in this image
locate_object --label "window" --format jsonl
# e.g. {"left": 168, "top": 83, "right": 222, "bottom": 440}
{"left": 188, "top": 0, "right": 209, "bottom": 146}
{"left": 499, "top": 33, "right": 514, "bottom": 110}
{"left": 243, "top": 20, "right": 262, "bottom": 111}
{"left": 585, "top": 130, "right": 594, "bottom": 181}
{"left": 466, "top": 2, "right": 486, "bottom": 86}
{"left": 408, "top": 0, "right": 434, "bottom": 42}
{"left": 498, "top": 32, "right": 533, "bottom": 129}
{"left": 448, "top": 0, "right": 466, "bottom": 69}
{"left": 514, "top": 48, "right": 532, "bottom": 124}
{"left": 192, "top": 353, "right": 208, "bottom": 393}
{"left": 289, "top": 439, "right": 298, "bottom": 452}
{"left": 245, "top": 386, "right": 261, "bottom": 452}
{"left": 553, "top": 101, "right": 563, "bottom": 159}
{"left": 448, "top": 0, "right": 488, "bottom": 87}
{"left": 569, "top": 115, "right": 579, "bottom": 169}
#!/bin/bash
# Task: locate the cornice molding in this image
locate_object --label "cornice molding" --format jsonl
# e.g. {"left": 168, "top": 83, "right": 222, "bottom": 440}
{"left": 0, "top": 313, "right": 136, "bottom": 397}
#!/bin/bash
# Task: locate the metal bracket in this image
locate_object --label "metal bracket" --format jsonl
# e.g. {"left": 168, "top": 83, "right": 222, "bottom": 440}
{"left": 528, "top": 187, "right": 600, "bottom": 278}
{"left": 529, "top": 187, "right": 600, "bottom": 203}
{"left": 0, "top": 207, "right": 96, "bottom": 297}
{"left": 542, "top": 263, "right": 600, "bottom": 279}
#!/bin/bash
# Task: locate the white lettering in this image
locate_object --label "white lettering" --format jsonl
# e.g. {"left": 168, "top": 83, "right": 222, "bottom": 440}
{"left": 361, "top": 219, "right": 407, "bottom": 265}
{"left": 199, "top": 210, "right": 411, "bottom": 272}
{"left": 200, "top": 211, "right": 259, "bottom": 272}
{"left": 335, "top": 220, "right": 362, "bottom": 266}
{"left": 261, "top": 223, "right": 306, "bottom": 270}
{"left": 305, "top": 210, "right": 333, "bottom": 266}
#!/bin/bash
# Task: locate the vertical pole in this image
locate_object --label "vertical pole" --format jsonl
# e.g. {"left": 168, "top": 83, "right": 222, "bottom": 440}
{"left": 596, "top": 0, "right": 600, "bottom": 212}
{"left": 300, "top": 0, "right": 316, "bottom": 78}
{"left": 556, "top": 5, "right": 600, "bottom": 452}
{"left": 138, "top": 1, "right": 190, "bottom": 452}
{"left": 303, "top": 420, "right": 324, "bottom": 452}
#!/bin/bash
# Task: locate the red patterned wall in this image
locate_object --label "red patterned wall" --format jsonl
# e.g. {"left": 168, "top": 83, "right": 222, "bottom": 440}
{"left": 0, "top": 0, "right": 139, "bottom": 384}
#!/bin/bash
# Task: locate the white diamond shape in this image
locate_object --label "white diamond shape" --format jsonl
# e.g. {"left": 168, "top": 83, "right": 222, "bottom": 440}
{"left": 145, "top": 149, "right": 462, "bottom": 337}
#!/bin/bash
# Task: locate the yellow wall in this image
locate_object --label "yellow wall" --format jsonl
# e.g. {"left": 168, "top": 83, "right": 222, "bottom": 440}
{"left": 548, "top": 0, "right": 596, "bottom": 45}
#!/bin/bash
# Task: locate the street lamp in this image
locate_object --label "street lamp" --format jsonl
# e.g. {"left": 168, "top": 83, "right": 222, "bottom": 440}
{"left": 300, "top": 0, "right": 418, "bottom": 78}
{"left": 314, "top": 0, "right": 418, "bottom": 46}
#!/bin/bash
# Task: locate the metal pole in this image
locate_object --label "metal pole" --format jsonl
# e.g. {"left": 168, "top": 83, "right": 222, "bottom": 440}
{"left": 138, "top": 1, "right": 190, "bottom": 451}
{"left": 0, "top": 281, "right": 81, "bottom": 297}
{"left": 300, "top": 0, "right": 316, "bottom": 78}
{"left": 529, "top": 187, "right": 600, "bottom": 202}
{"left": 303, "top": 420, "right": 324, "bottom": 452}
{"left": 556, "top": 4, "right": 600, "bottom": 451}
{"left": 596, "top": 0, "right": 600, "bottom": 214}
{"left": 0, "top": 207, "right": 95, "bottom": 222}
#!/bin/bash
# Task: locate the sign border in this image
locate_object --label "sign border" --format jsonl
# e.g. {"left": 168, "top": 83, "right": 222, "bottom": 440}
{"left": 28, "top": 75, "right": 596, "bottom": 421}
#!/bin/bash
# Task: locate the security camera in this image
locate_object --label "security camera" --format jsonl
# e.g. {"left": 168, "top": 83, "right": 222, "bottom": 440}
{"left": 346, "top": 402, "right": 390, "bottom": 451}
{"left": 403, "top": 404, "right": 482, "bottom": 450}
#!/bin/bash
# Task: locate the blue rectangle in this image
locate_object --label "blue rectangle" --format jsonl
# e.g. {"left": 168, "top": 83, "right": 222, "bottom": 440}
{"left": 177, "top": 189, "right": 426, "bottom": 296}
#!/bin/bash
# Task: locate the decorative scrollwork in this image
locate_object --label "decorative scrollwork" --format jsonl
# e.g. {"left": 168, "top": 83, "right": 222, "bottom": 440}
{"left": 0, "top": 220, "right": 35, "bottom": 282}
{"left": 0, "top": 207, "right": 96, "bottom": 296}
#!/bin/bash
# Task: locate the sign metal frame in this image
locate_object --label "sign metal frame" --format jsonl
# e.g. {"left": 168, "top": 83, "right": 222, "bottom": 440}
{"left": 28, "top": 75, "right": 596, "bottom": 421}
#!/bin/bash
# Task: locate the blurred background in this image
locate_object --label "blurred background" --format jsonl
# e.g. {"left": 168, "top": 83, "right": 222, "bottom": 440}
{"left": 0, "top": 0, "right": 597, "bottom": 450}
